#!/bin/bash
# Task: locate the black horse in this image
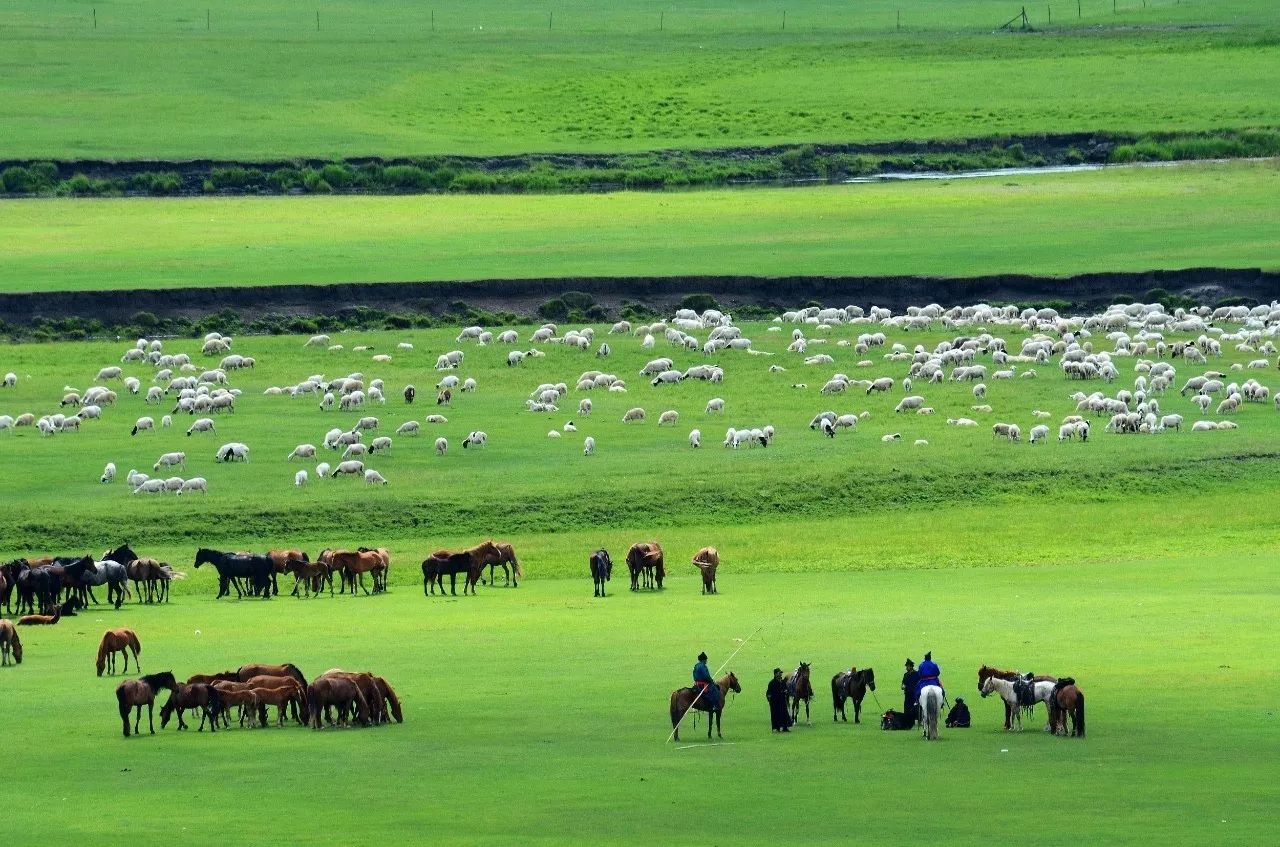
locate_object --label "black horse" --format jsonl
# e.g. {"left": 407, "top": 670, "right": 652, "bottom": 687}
{"left": 193, "top": 548, "right": 273, "bottom": 599}
{"left": 2, "top": 559, "right": 28, "bottom": 615}
{"left": 589, "top": 549, "right": 612, "bottom": 597}
{"left": 23, "top": 556, "right": 96, "bottom": 614}
{"left": 421, "top": 552, "right": 473, "bottom": 596}
{"left": 831, "top": 667, "right": 877, "bottom": 723}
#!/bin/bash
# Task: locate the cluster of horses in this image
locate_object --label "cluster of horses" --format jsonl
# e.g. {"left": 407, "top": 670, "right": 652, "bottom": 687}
{"left": 192, "top": 546, "right": 392, "bottom": 599}
{"left": 669, "top": 662, "right": 879, "bottom": 741}
{"left": 977, "top": 665, "right": 1086, "bottom": 737}
{"left": 421, "top": 539, "right": 520, "bottom": 596}
{"left": 116, "top": 662, "right": 402, "bottom": 737}
{"left": 0, "top": 543, "right": 176, "bottom": 617}
{"left": 588, "top": 543, "right": 719, "bottom": 597}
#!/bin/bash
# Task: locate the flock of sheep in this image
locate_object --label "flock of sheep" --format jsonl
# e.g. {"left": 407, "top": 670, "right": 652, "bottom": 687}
{"left": 2, "top": 299, "right": 1278, "bottom": 500}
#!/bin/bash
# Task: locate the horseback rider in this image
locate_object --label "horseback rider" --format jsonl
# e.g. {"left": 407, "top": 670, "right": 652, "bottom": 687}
{"left": 692, "top": 651, "right": 719, "bottom": 709}
{"left": 901, "top": 658, "right": 919, "bottom": 722}
{"left": 916, "top": 651, "right": 944, "bottom": 705}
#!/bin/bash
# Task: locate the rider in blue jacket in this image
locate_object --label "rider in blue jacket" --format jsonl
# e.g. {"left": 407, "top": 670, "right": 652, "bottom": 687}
{"left": 915, "top": 651, "right": 944, "bottom": 702}
{"left": 693, "top": 651, "right": 719, "bottom": 708}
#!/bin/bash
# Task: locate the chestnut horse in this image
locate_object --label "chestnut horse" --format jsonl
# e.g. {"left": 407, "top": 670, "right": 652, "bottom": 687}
{"left": 691, "top": 547, "right": 719, "bottom": 594}
{"left": 626, "top": 542, "right": 664, "bottom": 591}
{"left": 831, "top": 667, "right": 877, "bottom": 723}
{"left": 1047, "top": 678, "right": 1086, "bottom": 737}
{"left": 17, "top": 605, "right": 61, "bottom": 626}
{"left": 116, "top": 671, "right": 177, "bottom": 737}
{"left": 473, "top": 540, "right": 521, "bottom": 587}
{"left": 785, "top": 662, "right": 814, "bottom": 726}
{"left": 0, "top": 619, "right": 21, "bottom": 665}
{"left": 307, "top": 676, "right": 370, "bottom": 729}
{"left": 318, "top": 549, "right": 385, "bottom": 595}
{"left": 96, "top": 628, "right": 142, "bottom": 676}
{"left": 267, "top": 549, "right": 309, "bottom": 596}
{"left": 669, "top": 672, "right": 741, "bottom": 741}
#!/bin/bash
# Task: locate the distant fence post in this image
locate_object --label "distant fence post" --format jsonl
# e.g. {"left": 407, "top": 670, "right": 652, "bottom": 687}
{"left": 431, "top": 9, "right": 435, "bottom": 31}
{"left": 92, "top": 7, "right": 97, "bottom": 29}
{"left": 1078, "top": 0, "right": 1082, "bottom": 17}
{"left": 549, "top": 11, "right": 553, "bottom": 29}
{"left": 316, "top": 10, "right": 320, "bottom": 31}
{"left": 659, "top": 10, "right": 664, "bottom": 30}
{"left": 782, "top": 10, "right": 786, "bottom": 30}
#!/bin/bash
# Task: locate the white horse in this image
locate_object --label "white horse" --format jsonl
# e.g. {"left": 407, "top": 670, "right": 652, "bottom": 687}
{"left": 979, "top": 675, "right": 1056, "bottom": 731}
{"left": 919, "top": 685, "right": 944, "bottom": 740}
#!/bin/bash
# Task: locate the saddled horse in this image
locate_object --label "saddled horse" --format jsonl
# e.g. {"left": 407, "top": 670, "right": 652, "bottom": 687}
{"left": 626, "top": 542, "right": 665, "bottom": 591}
{"left": 785, "top": 662, "right": 814, "bottom": 726}
{"left": 831, "top": 667, "right": 876, "bottom": 723}
{"left": 980, "top": 675, "right": 1057, "bottom": 731}
{"left": 669, "top": 672, "right": 741, "bottom": 741}
{"left": 1047, "top": 678, "right": 1085, "bottom": 737}
{"left": 0, "top": 619, "right": 21, "bottom": 665}
{"left": 589, "top": 549, "right": 612, "bottom": 597}
{"left": 116, "top": 671, "right": 178, "bottom": 737}
{"left": 193, "top": 548, "right": 274, "bottom": 599}
{"left": 473, "top": 540, "right": 521, "bottom": 588}
{"left": 920, "top": 684, "right": 944, "bottom": 740}
{"left": 96, "top": 628, "right": 142, "bottom": 676}
{"left": 422, "top": 551, "right": 474, "bottom": 596}
{"left": 691, "top": 547, "right": 719, "bottom": 594}
{"left": 977, "top": 665, "right": 1058, "bottom": 730}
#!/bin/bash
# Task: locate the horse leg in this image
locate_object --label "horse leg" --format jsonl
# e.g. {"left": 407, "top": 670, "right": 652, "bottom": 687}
{"left": 854, "top": 695, "right": 862, "bottom": 724}
{"left": 360, "top": 573, "right": 370, "bottom": 596}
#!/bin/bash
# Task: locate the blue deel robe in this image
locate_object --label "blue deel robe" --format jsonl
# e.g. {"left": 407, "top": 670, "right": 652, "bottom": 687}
{"left": 916, "top": 659, "right": 944, "bottom": 700}
{"left": 693, "top": 660, "right": 719, "bottom": 707}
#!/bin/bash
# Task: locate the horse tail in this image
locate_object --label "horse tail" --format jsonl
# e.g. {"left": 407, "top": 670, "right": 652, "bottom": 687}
{"left": 301, "top": 551, "right": 310, "bottom": 563}
{"left": 128, "top": 630, "right": 142, "bottom": 655}
{"left": 510, "top": 550, "right": 523, "bottom": 580}
{"left": 669, "top": 692, "right": 681, "bottom": 729}
{"left": 1075, "top": 691, "right": 1085, "bottom": 737}
{"left": 117, "top": 685, "right": 131, "bottom": 734}
{"left": 207, "top": 684, "right": 222, "bottom": 720}
{"left": 926, "top": 690, "right": 940, "bottom": 736}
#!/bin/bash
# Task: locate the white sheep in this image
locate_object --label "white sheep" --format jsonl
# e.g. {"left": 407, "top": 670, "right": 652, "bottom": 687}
{"left": 126, "top": 469, "right": 147, "bottom": 489}
{"left": 578, "top": 398, "right": 592, "bottom": 416}
{"left": 462, "top": 431, "right": 487, "bottom": 449}
{"left": 331, "top": 460, "right": 365, "bottom": 477}
{"left": 658, "top": 410, "right": 680, "bottom": 426}
{"left": 316, "top": 462, "right": 331, "bottom": 479}
{"left": 972, "top": 383, "right": 987, "bottom": 399}
{"left": 689, "top": 428, "right": 701, "bottom": 448}
{"left": 186, "top": 418, "right": 215, "bottom": 436}
{"left": 426, "top": 414, "right": 448, "bottom": 424}
{"left": 564, "top": 421, "right": 577, "bottom": 432}
{"left": 131, "top": 417, "right": 155, "bottom": 436}
{"left": 364, "top": 469, "right": 389, "bottom": 486}
{"left": 396, "top": 421, "right": 421, "bottom": 436}
{"left": 462, "top": 378, "right": 477, "bottom": 392}
{"left": 369, "top": 436, "right": 393, "bottom": 454}
{"left": 705, "top": 398, "right": 725, "bottom": 414}
{"left": 435, "top": 437, "right": 448, "bottom": 456}
{"left": 880, "top": 433, "right": 901, "bottom": 442}
{"left": 547, "top": 430, "right": 562, "bottom": 439}
{"left": 341, "top": 443, "right": 368, "bottom": 459}
{"left": 622, "top": 408, "right": 646, "bottom": 423}
{"left": 913, "top": 439, "right": 928, "bottom": 446}
{"left": 894, "top": 396, "right": 925, "bottom": 413}
{"left": 3, "top": 372, "right": 16, "bottom": 387}
{"left": 154, "top": 451, "right": 187, "bottom": 471}
{"left": 133, "top": 479, "right": 167, "bottom": 495}
{"left": 100, "top": 462, "right": 116, "bottom": 483}
{"left": 161, "top": 415, "right": 172, "bottom": 429}
{"left": 295, "top": 469, "right": 309, "bottom": 487}
{"left": 1029, "top": 424, "right": 1050, "bottom": 444}
{"left": 992, "top": 423, "right": 1020, "bottom": 442}
{"left": 583, "top": 436, "right": 596, "bottom": 456}
{"left": 214, "top": 442, "right": 249, "bottom": 462}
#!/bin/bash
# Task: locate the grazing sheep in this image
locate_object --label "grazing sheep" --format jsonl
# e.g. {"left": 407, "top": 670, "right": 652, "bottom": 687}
{"left": 880, "top": 433, "right": 901, "bottom": 442}
{"left": 563, "top": 421, "right": 577, "bottom": 432}
{"left": 914, "top": 439, "right": 928, "bottom": 446}
{"left": 583, "top": 436, "right": 596, "bottom": 455}
{"left": 866, "top": 377, "right": 894, "bottom": 394}
{"left": 894, "top": 395, "right": 925, "bottom": 413}
{"left": 214, "top": 442, "right": 249, "bottom": 463}
{"left": 100, "top": 462, "right": 116, "bottom": 483}
{"left": 186, "top": 418, "right": 215, "bottom": 436}
{"left": 992, "top": 423, "right": 1020, "bottom": 442}
{"left": 622, "top": 408, "right": 646, "bottom": 423}
{"left": 154, "top": 451, "right": 187, "bottom": 471}
{"left": 332, "top": 460, "right": 365, "bottom": 477}
{"left": 462, "top": 431, "right": 487, "bottom": 449}
{"left": 462, "top": 378, "right": 477, "bottom": 392}
{"left": 133, "top": 479, "right": 167, "bottom": 495}
{"left": 547, "top": 430, "right": 561, "bottom": 439}
{"left": 354, "top": 416, "right": 379, "bottom": 431}
{"left": 705, "top": 398, "right": 725, "bottom": 414}
{"left": 658, "top": 410, "right": 679, "bottom": 426}
{"left": 3, "top": 372, "right": 17, "bottom": 387}
{"left": 131, "top": 417, "right": 155, "bottom": 436}
{"left": 161, "top": 415, "right": 172, "bottom": 429}
{"left": 689, "top": 428, "right": 701, "bottom": 448}
{"left": 364, "top": 469, "right": 389, "bottom": 486}
{"left": 972, "top": 383, "right": 987, "bottom": 399}
{"left": 305, "top": 334, "right": 331, "bottom": 347}
{"left": 96, "top": 366, "right": 123, "bottom": 381}
{"left": 507, "top": 351, "right": 525, "bottom": 367}
{"left": 315, "top": 462, "right": 331, "bottom": 479}
{"left": 341, "top": 443, "right": 368, "bottom": 459}
{"left": 578, "top": 398, "right": 592, "bottom": 416}
{"left": 369, "top": 436, "right": 393, "bottom": 454}
{"left": 1029, "top": 424, "right": 1050, "bottom": 444}
{"left": 295, "top": 470, "right": 308, "bottom": 487}
{"left": 426, "top": 414, "right": 448, "bottom": 424}
{"left": 396, "top": 421, "right": 420, "bottom": 436}
{"left": 435, "top": 437, "right": 448, "bottom": 456}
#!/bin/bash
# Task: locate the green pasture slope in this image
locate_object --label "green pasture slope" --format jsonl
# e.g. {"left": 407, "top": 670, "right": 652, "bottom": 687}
{"left": 1, "top": 321, "right": 1278, "bottom": 845}
{"left": 0, "top": 0, "right": 1277, "bottom": 159}
{"left": 3, "top": 160, "right": 1277, "bottom": 293}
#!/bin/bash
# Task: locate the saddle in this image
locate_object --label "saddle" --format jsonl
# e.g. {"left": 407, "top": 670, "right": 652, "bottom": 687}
{"left": 1053, "top": 677, "right": 1076, "bottom": 693}
{"left": 1013, "top": 674, "right": 1037, "bottom": 708}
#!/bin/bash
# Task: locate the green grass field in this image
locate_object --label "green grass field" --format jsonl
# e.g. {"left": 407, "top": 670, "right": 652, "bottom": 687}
{"left": 3, "top": 160, "right": 1277, "bottom": 293}
{"left": 3, "top": 320, "right": 1278, "bottom": 844}
{"left": 1, "top": 0, "right": 1277, "bottom": 159}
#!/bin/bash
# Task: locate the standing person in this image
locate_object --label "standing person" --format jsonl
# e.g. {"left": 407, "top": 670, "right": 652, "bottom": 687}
{"left": 692, "top": 651, "right": 719, "bottom": 710}
{"left": 901, "top": 658, "right": 919, "bottom": 723}
{"left": 915, "top": 651, "right": 944, "bottom": 704}
{"left": 766, "top": 668, "right": 791, "bottom": 732}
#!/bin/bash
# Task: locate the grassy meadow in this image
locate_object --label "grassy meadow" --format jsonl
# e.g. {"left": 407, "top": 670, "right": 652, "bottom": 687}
{"left": 3, "top": 159, "right": 1278, "bottom": 293}
{"left": 2, "top": 320, "right": 1279, "bottom": 844}
{"left": 0, "top": 0, "right": 1276, "bottom": 159}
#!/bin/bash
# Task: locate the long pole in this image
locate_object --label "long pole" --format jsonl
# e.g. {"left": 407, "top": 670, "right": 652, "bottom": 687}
{"left": 666, "top": 614, "right": 783, "bottom": 743}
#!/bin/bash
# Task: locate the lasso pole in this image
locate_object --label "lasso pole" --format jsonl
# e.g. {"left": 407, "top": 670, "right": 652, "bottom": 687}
{"left": 666, "top": 613, "right": 783, "bottom": 743}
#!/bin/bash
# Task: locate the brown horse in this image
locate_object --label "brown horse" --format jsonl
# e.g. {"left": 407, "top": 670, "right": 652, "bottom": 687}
{"left": 267, "top": 549, "right": 309, "bottom": 596}
{"left": 626, "top": 542, "right": 665, "bottom": 591}
{"left": 831, "top": 667, "right": 877, "bottom": 723}
{"left": 307, "top": 676, "right": 370, "bottom": 729}
{"left": 1048, "top": 679, "right": 1086, "bottom": 737}
{"left": 96, "top": 628, "right": 142, "bottom": 676}
{"left": 160, "top": 683, "right": 221, "bottom": 731}
{"left": 319, "top": 670, "right": 386, "bottom": 724}
{"left": 692, "top": 547, "right": 719, "bottom": 594}
{"left": 375, "top": 676, "right": 404, "bottom": 723}
{"left": 319, "top": 549, "right": 386, "bottom": 595}
{"left": 116, "top": 671, "right": 177, "bottom": 737}
{"left": 237, "top": 663, "right": 307, "bottom": 688}
{"left": 187, "top": 671, "right": 239, "bottom": 685}
{"left": 978, "top": 665, "right": 1059, "bottom": 730}
{"left": 285, "top": 558, "right": 331, "bottom": 597}
{"left": 670, "top": 672, "right": 741, "bottom": 741}
{"left": 242, "top": 676, "right": 309, "bottom": 726}
{"left": 126, "top": 558, "right": 181, "bottom": 604}
{"left": 471, "top": 540, "right": 521, "bottom": 587}
{"left": 785, "top": 662, "right": 814, "bottom": 726}
{"left": 422, "top": 550, "right": 475, "bottom": 596}
{"left": 17, "top": 605, "right": 61, "bottom": 626}
{"left": 211, "top": 681, "right": 262, "bottom": 727}
{"left": 358, "top": 547, "right": 392, "bottom": 592}
{"left": 0, "top": 619, "right": 21, "bottom": 665}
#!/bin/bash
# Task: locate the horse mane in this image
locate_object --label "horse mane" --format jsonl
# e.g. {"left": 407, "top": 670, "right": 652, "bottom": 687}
{"left": 284, "top": 663, "right": 307, "bottom": 686}
{"left": 141, "top": 671, "right": 175, "bottom": 690}
{"left": 979, "top": 664, "right": 1021, "bottom": 681}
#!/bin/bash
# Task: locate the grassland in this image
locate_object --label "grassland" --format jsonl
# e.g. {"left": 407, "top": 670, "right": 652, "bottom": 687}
{"left": 1, "top": 1, "right": 1277, "bottom": 159}
{"left": 2, "top": 320, "right": 1279, "bottom": 845}
{"left": 2, "top": 160, "right": 1277, "bottom": 294}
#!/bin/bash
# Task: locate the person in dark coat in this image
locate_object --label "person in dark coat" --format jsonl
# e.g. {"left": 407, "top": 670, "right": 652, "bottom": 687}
{"left": 766, "top": 668, "right": 791, "bottom": 732}
{"left": 901, "top": 658, "right": 920, "bottom": 724}
{"left": 692, "top": 651, "right": 719, "bottom": 709}
{"left": 945, "top": 697, "right": 971, "bottom": 728}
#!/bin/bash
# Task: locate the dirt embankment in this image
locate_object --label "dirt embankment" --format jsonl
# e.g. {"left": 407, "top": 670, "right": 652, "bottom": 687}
{"left": 1, "top": 269, "right": 1273, "bottom": 326}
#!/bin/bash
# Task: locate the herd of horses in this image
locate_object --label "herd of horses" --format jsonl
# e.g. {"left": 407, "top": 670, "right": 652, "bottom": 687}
{"left": 669, "top": 663, "right": 1085, "bottom": 742}
{"left": 0, "top": 543, "right": 173, "bottom": 617}
{"left": 115, "top": 662, "right": 402, "bottom": 737}
{"left": 587, "top": 543, "right": 719, "bottom": 597}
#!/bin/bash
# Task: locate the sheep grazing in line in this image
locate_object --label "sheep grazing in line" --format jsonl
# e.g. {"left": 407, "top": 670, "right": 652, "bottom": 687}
{"left": 177, "top": 477, "right": 207, "bottom": 495}
{"left": 214, "top": 442, "right": 249, "bottom": 463}
{"left": 133, "top": 479, "right": 167, "bottom": 495}
{"left": 992, "top": 423, "right": 1021, "bottom": 442}
{"left": 131, "top": 417, "right": 155, "bottom": 436}
{"left": 364, "top": 469, "right": 388, "bottom": 486}
{"left": 583, "top": 436, "right": 596, "bottom": 456}
{"left": 186, "top": 418, "right": 215, "bottom": 436}
{"left": 331, "top": 460, "right": 365, "bottom": 477}
{"left": 658, "top": 410, "right": 679, "bottom": 426}
{"left": 435, "top": 437, "right": 448, "bottom": 456}
{"left": 100, "top": 462, "right": 116, "bottom": 484}
{"left": 295, "top": 470, "right": 308, "bottom": 487}
{"left": 622, "top": 408, "right": 646, "bottom": 423}
{"left": 154, "top": 452, "right": 186, "bottom": 471}
{"left": 462, "top": 431, "right": 487, "bottom": 449}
